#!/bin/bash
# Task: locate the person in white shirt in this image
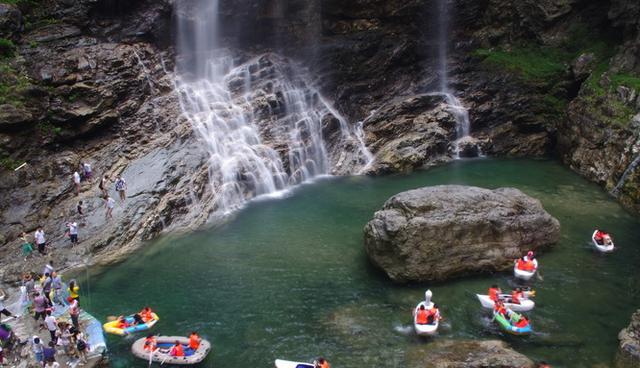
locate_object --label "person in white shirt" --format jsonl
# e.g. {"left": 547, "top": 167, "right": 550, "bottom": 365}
{"left": 35, "top": 228, "right": 46, "bottom": 255}
{"left": 115, "top": 175, "right": 127, "bottom": 202}
{"left": 67, "top": 222, "right": 78, "bottom": 244}
{"left": 44, "top": 310, "right": 57, "bottom": 343}
{"left": 105, "top": 196, "right": 115, "bottom": 219}
{"left": 72, "top": 171, "right": 81, "bottom": 195}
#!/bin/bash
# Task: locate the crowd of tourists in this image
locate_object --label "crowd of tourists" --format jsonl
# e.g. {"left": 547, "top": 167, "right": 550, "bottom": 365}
{"left": 0, "top": 264, "right": 91, "bottom": 367}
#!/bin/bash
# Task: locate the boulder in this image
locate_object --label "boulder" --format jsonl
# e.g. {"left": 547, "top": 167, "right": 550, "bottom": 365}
{"left": 363, "top": 185, "right": 560, "bottom": 282}
{"left": 406, "top": 339, "right": 535, "bottom": 368}
{"left": 616, "top": 309, "right": 640, "bottom": 368}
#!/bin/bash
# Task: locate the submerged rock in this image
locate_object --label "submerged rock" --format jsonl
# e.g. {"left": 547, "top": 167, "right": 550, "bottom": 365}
{"left": 406, "top": 339, "right": 534, "bottom": 368}
{"left": 616, "top": 309, "right": 640, "bottom": 368}
{"left": 363, "top": 185, "right": 560, "bottom": 282}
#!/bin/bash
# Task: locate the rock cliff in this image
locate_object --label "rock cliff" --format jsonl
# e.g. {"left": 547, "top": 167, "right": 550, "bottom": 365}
{"left": 617, "top": 309, "right": 640, "bottom": 368}
{"left": 363, "top": 185, "right": 560, "bottom": 283}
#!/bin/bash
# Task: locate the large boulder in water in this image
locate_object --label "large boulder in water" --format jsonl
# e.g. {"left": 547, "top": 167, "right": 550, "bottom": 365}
{"left": 616, "top": 309, "right": 640, "bottom": 368}
{"left": 363, "top": 185, "right": 560, "bottom": 282}
{"left": 406, "top": 339, "right": 535, "bottom": 368}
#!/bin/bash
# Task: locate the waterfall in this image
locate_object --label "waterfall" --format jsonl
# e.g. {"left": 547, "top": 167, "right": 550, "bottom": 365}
{"left": 174, "top": 1, "right": 372, "bottom": 214}
{"left": 611, "top": 153, "right": 640, "bottom": 195}
{"left": 434, "top": 0, "right": 473, "bottom": 157}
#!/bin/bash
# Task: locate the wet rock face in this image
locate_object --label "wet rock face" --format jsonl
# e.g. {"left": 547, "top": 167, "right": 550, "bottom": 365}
{"left": 0, "top": 3, "right": 22, "bottom": 38}
{"left": 406, "top": 339, "right": 535, "bottom": 368}
{"left": 363, "top": 185, "right": 560, "bottom": 283}
{"left": 363, "top": 94, "right": 457, "bottom": 174}
{"left": 617, "top": 309, "right": 640, "bottom": 368}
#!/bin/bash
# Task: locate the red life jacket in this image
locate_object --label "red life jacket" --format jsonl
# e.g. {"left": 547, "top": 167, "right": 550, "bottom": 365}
{"left": 515, "top": 318, "right": 528, "bottom": 328}
{"left": 416, "top": 310, "right": 428, "bottom": 324}
{"left": 171, "top": 344, "right": 185, "bottom": 357}
{"left": 143, "top": 337, "right": 157, "bottom": 352}
{"left": 511, "top": 291, "right": 521, "bottom": 304}
{"left": 189, "top": 334, "right": 200, "bottom": 350}
{"left": 488, "top": 288, "right": 500, "bottom": 301}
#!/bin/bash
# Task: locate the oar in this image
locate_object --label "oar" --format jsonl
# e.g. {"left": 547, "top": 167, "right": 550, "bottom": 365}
{"left": 148, "top": 349, "right": 154, "bottom": 367}
{"left": 536, "top": 270, "right": 544, "bottom": 282}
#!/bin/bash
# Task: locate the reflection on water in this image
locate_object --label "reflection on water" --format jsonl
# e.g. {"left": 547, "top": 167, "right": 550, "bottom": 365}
{"left": 79, "top": 159, "right": 640, "bottom": 367}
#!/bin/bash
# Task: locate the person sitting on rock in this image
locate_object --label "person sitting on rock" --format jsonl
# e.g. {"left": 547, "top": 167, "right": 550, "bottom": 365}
{"left": 488, "top": 285, "right": 502, "bottom": 302}
{"left": 170, "top": 341, "right": 185, "bottom": 357}
{"left": 416, "top": 305, "right": 429, "bottom": 325}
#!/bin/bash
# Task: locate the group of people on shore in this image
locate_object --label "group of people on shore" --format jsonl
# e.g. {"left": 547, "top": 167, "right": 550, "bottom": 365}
{"left": 3, "top": 265, "right": 91, "bottom": 367}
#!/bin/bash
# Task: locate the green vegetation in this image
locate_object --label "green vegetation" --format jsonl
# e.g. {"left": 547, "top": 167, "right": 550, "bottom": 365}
{"left": 581, "top": 63, "right": 638, "bottom": 126}
{"left": 37, "top": 122, "right": 63, "bottom": 137}
{"left": 0, "top": 61, "right": 31, "bottom": 106}
{"left": 0, "top": 155, "right": 22, "bottom": 170}
{"left": 0, "top": 38, "right": 16, "bottom": 58}
{"left": 472, "top": 47, "right": 568, "bottom": 83}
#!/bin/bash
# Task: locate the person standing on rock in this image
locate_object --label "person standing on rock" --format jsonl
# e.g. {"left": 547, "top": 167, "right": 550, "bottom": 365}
{"left": 67, "top": 221, "right": 78, "bottom": 244}
{"left": 35, "top": 227, "right": 47, "bottom": 255}
{"left": 115, "top": 175, "right": 127, "bottom": 202}
{"left": 68, "top": 297, "right": 80, "bottom": 331}
{"left": 44, "top": 310, "right": 58, "bottom": 343}
{"left": 105, "top": 195, "right": 115, "bottom": 220}
{"left": 31, "top": 336, "right": 45, "bottom": 366}
{"left": 82, "top": 162, "right": 92, "bottom": 181}
{"left": 73, "top": 171, "right": 81, "bottom": 195}
{"left": 33, "top": 292, "right": 48, "bottom": 326}
{"left": 99, "top": 175, "right": 109, "bottom": 198}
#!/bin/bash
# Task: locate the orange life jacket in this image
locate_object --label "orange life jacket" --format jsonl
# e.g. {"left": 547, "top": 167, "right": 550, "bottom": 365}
{"left": 523, "top": 260, "right": 535, "bottom": 271}
{"left": 494, "top": 304, "right": 506, "bottom": 315}
{"left": 171, "top": 344, "right": 185, "bottom": 357}
{"left": 511, "top": 291, "right": 521, "bottom": 304}
{"left": 143, "top": 337, "right": 157, "bottom": 352}
{"left": 141, "top": 309, "right": 153, "bottom": 322}
{"left": 189, "top": 334, "right": 200, "bottom": 350}
{"left": 416, "top": 309, "right": 428, "bottom": 324}
{"left": 516, "top": 259, "right": 526, "bottom": 270}
{"left": 515, "top": 318, "right": 528, "bottom": 328}
{"left": 488, "top": 288, "right": 500, "bottom": 301}
{"left": 319, "top": 361, "right": 330, "bottom": 368}
{"left": 117, "top": 320, "right": 129, "bottom": 329}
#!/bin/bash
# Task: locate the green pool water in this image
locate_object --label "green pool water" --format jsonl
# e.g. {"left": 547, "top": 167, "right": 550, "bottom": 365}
{"left": 78, "top": 159, "right": 640, "bottom": 367}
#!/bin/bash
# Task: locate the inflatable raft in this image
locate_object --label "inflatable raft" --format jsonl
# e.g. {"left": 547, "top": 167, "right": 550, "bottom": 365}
{"left": 476, "top": 294, "right": 535, "bottom": 312}
{"left": 132, "top": 335, "right": 211, "bottom": 365}
{"left": 592, "top": 230, "right": 614, "bottom": 253}
{"left": 413, "top": 301, "right": 439, "bottom": 336}
{"left": 275, "top": 359, "right": 315, "bottom": 368}
{"left": 513, "top": 260, "right": 537, "bottom": 280}
{"left": 103, "top": 313, "right": 159, "bottom": 336}
{"left": 493, "top": 311, "right": 532, "bottom": 335}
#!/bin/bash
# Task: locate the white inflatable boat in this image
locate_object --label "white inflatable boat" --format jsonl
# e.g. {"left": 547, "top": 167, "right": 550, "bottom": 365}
{"left": 476, "top": 293, "right": 535, "bottom": 312}
{"left": 413, "top": 290, "right": 439, "bottom": 336}
{"left": 275, "top": 359, "right": 315, "bottom": 368}
{"left": 513, "top": 259, "right": 537, "bottom": 280}
{"left": 592, "top": 230, "right": 614, "bottom": 253}
{"left": 132, "top": 335, "right": 211, "bottom": 365}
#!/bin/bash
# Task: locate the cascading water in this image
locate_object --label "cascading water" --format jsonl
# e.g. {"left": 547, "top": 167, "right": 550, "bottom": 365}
{"left": 433, "top": 0, "right": 473, "bottom": 158}
{"left": 611, "top": 152, "right": 640, "bottom": 195}
{"left": 174, "top": 0, "right": 372, "bottom": 214}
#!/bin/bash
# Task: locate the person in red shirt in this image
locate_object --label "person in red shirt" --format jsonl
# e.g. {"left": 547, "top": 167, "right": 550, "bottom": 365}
{"left": 488, "top": 285, "right": 502, "bottom": 302}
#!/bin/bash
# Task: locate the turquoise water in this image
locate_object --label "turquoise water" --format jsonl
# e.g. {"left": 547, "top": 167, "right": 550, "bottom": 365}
{"left": 78, "top": 159, "right": 640, "bottom": 367}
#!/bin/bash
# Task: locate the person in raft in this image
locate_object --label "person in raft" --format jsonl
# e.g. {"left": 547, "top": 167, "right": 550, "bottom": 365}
{"left": 510, "top": 287, "right": 524, "bottom": 304}
{"left": 594, "top": 229, "right": 612, "bottom": 245}
{"left": 494, "top": 300, "right": 507, "bottom": 316}
{"left": 132, "top": 306, "right": 154, "bottom": 325}
{"left": 516, "top": 251, "right": 536, "bottom": 271}
{"left": 427, "top": 304, "right": 442, "bottom": 324}
{"left": 189, "top": 332, "right": 201, "bottom": 350}
{"left": 143, "top": 334, "right": 157, "bottom": 352}
{"left": 314, "top": 357, "right": 330, "bottom": 368}
{"left": 116, "top": 316, "right": 130, "bottom": 329}
{"left": 170, "top": 340, "right": 185, "bottom": 357}
{"left": 488, "top": 284, "right": 502, "bottom": 302}
{"left": 416, "top": 304, "right": 429, "bottom": 324}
